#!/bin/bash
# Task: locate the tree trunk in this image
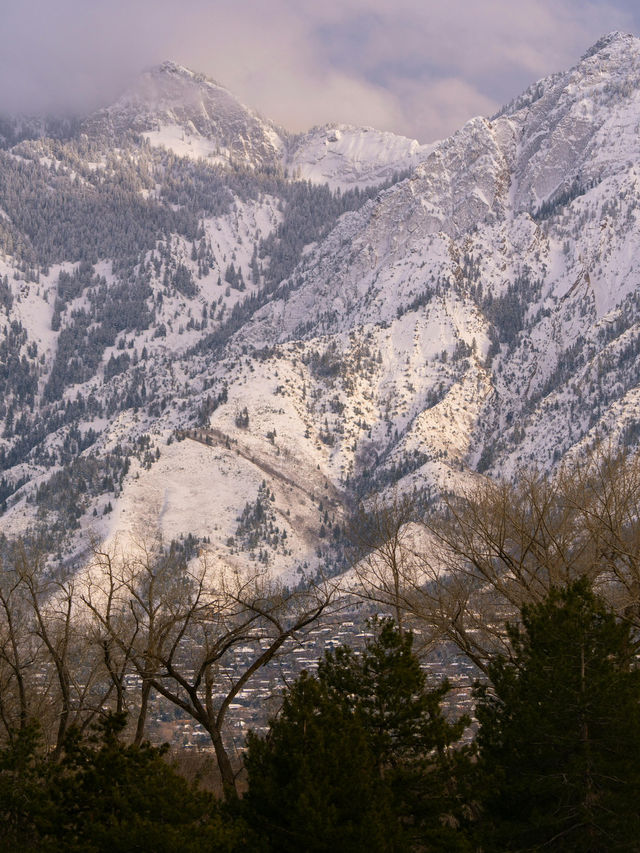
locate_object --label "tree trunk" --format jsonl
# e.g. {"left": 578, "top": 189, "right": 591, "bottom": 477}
{"left": 134, "top": 678, "right": 151, "bottom": 747}
{"left": 210, "top": 726, "right": 236, "bottom": 796}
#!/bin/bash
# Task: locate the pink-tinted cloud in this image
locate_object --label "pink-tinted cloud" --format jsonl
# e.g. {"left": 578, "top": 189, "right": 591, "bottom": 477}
{"left": 0, "top": 0, "right": 636, "bottom": 141}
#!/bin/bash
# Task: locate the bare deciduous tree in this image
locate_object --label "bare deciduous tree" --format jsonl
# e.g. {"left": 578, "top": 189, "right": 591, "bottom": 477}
{"left": 82, "top": 536, "right": 339, "bottom": 794}
{"left": 350, "top": 491, "right": 419, "bottom": 633}
{"left": 0, "top": 541, "right": 114, "bottom": 751}
{"left": 350, "top": 446, "right": 640, "bottom": 672}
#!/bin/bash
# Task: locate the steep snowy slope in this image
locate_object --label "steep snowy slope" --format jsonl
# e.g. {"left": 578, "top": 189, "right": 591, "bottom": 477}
{"left": 285, "top": 124, "right": 434, "bottom": 189}
{"left": 203, "top": 30, "right": 640, "bottom": 509}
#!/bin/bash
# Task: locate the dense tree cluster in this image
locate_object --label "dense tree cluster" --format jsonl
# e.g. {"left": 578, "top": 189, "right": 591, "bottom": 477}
{"left": 45, "top": 268, "right": 153, "bottom": 403}
{"left": 33, "top": 450, "right": 130, "bottom": 531}
{"left": 0, "top": 319, "right": 39, "bottom": 409}
{"left": 243, "top": 619, "right": 471, "bottom": 852}
{"left": 0, "top": 713, "right": 242, "bottom": 852}
{"left": 0, "top": 149, "right": 197, "bottom": 268}
{"left": 474, "top": 579, "right": 640, "bottom": 851}
{"left": 231, "top": 481, "right": 289, "bottom": 561}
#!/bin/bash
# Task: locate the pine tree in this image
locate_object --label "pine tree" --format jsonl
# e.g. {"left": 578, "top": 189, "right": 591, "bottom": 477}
{"left": 243, "top": 672, "right": 392, "bottom": 853}
{"left": 319, "top": 620, "right": 472, "bottom": 850}
{"left": 474, "top": 578, "right": 640, "bottom": 851}
{"left": 0, "top": 713, "right": 243, "bottom": 852}
{"left": 243, "top": 621, "right": 471, "bottom": 852}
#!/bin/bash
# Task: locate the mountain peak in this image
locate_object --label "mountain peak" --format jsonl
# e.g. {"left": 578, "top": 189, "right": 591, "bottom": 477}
{"left": 81, "top": 60, "right": 286, "bottom": 169}
{"left": 5, "top": 32, "right": 640, "bottom": 578}
{"left": 581, "top": 30, "right": 638, "bottom": 60}
{"left": 144, "top": 60, "right": 227, "bottom": 94}
{"left": 154, "top": 60, "right": 193, "bottom": 76}
{"left": 117, "top": 60, "right": 236, "bottom": 113}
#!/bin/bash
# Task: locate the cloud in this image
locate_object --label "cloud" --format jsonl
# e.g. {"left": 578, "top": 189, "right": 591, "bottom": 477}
{"left": 395, "top": 78, "right": 499, "bottom": 143}
{"left": 301, "top": 0, "right": 636, "bottom": 128}
{"left": 0, "top": 0, "right": 636, "bottom": 140}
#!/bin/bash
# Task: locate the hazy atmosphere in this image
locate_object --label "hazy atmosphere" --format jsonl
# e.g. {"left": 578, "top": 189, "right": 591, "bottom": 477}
{"left": 2, "top": 0, "right": 639, "bottom": 141}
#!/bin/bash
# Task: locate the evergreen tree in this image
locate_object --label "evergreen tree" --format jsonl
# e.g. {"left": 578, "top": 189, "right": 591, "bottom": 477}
{"left": 243, "top": 621, "right": 470, "bottom": 852}
{"left": 318, "top": 620, "right": 471, "bottom": 848}
{"left": 474, "top": 578, "right": 640, "bottom": 852}
{"left": 0, "top": 713, "right": 243, "bottom": 852}
{"left": 243, "top": 672, "right": 392, "bottom": 853}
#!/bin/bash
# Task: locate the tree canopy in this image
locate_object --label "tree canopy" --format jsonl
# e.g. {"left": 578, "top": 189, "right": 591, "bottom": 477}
{"left": 242, "top": 620, "right": 471, "bottom": 852}
{"left": 474, "top": 577, "right": 640, "bottom": 852}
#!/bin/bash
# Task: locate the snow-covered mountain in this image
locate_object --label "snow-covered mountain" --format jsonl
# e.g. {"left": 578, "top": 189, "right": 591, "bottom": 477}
{"left": 81, "top": 61, "right": 433, "bottom": 189}
{"left": 82, "top": 61, "right": 285, "bottom": 170}
{"left": 285, "top": 124, "right": 434, "bottom": 190}
{"left": 2, "top": 32, "right": 640, "bottom": 578}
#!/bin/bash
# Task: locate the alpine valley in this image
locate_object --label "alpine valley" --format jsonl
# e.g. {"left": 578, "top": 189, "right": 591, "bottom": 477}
{"left": 2, "top": 31, "right": 640, "bottom": 578}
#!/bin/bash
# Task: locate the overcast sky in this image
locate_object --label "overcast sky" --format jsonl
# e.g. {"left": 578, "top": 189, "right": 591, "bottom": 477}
{"left": 1, "top": 0, "right": 639, "bottom": 142}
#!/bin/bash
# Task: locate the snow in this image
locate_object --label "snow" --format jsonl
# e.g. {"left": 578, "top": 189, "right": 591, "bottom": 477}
{"left": 287, "top": 124, "right": 435, "bottom": 190}
{"left": 142, "top": 124, "right": 227, "bottom": 164}
{"left": 6, "top": 33, "right": 640, "bottom": 577}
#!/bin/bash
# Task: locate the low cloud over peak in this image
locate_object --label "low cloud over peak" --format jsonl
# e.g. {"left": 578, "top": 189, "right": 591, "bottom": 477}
{"left": 0, "top": 0, "right": 637, "bottom": 141}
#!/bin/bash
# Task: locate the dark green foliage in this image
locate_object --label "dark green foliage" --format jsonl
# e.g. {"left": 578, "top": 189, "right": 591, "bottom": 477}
{"left": 305, "top": 341, "right": 342, "bottom": 379}
{"left": 318, "top": 622, "right": 461, "bottom": 765}
{"left": 45, "top": 276, "right": 153, "bottom": 402}
{"left": 34, "top": 450, "right": 129, "bottom": 531}
{"left": 318, "top": 621, "right": 472, "bottom": 850}
{"left": 0, "top": 273, "right": 13, "bottom": 310}
{"left": 0, "top": 473, "right": 27, "bottom": 513}
{"left": 0, "top": 714, "right": 243, "bottom": 853}
{"left": 395, "top": 285, "right": 434, "bottom": 319}
{"left": 172, "top": 262, "right": 199, "bottom": 297}
{"left": 232, "top": 481, "right": 288, "bottom": 561}
{"left": 161, "top": 531, "right": 205, "bottom": 564}
{"left": 104, "top": 351, "right": 131, "bottom": 381}
{"left": 481, "top": 272, "right": 540, "bottom": 349}
{"left": 234, "top": 406, "right": 250, "bottom": 429}
{"left": 243, "top": 621, "right": 471, "bottom": 852}
{"left": 0, "top": 390, "right": 104, "bottom": 472}
{"left": 158, "top": 156, "right": 234, "bottom": 216}
{"left": 243, "top": 673, "right": 395, "bottom": 853}
{"left": 355, "top": 448, "right": 431, "bottom": 495}
{"left": 197, "top": 384, "right": 228, "bottom": 425}
{"left": 57, "top": 260, "right": 96, "bottom": 302}
{"left": 224, "top": 262, "right": 245, "bottom": 292}
{"left": 474, "top": 578, "right": 640, "bottom": 852}
{"left": 0, "top": 319, "right": 38, "bottom": 408}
